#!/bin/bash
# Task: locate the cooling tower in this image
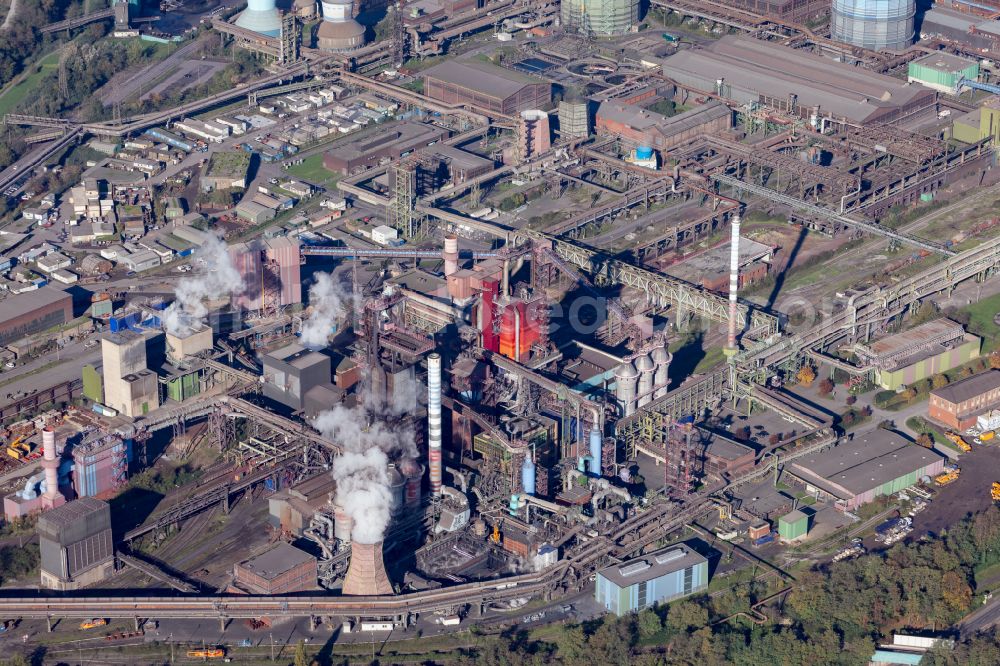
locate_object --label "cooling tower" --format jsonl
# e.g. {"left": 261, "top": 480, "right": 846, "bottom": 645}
{"left": 235, "top": 0, "right": 282, "bottom": 37}
{"left": 342, "top": 541, "right": 394, "bottom": 595}
{"left": 317, "top": 0, "right": 366, "bottom": 51}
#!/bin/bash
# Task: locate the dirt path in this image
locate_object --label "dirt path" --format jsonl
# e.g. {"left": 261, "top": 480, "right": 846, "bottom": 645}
{"left": 1, "top": 0, "right": 20, "bottom": 30}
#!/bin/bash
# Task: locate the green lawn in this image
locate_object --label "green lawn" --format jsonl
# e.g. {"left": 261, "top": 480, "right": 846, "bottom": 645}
{"left": 965, "top": 291, "right": 1000, "bottom": 348}
{"left": 285, "top": 153, "right": 339, "bottom": 188}
{"left": 0, "top": 50, "right": 61, "bottom": 118}
{"left": 694, "top": 346, "right": 726, "bottom": 373}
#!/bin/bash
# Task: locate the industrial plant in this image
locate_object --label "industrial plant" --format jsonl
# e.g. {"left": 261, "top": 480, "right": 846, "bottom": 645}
{"left": 6, "top": 0, "right": 1000, "bottom": 659}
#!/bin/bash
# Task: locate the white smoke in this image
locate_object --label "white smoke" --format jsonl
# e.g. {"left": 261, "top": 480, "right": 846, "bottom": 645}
{"left": 313, "top": 402, "right": 417, "bottom": 544}
{"left": 163, "top": 235, "right": 243, "bottom": 336}
{"left": 300, "top": 272, "right": 357, "bottom": 350}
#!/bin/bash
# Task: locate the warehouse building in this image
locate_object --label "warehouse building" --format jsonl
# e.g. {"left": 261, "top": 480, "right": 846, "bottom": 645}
{"left": 38, "top": 498, "right": 115, "bottom": 590}
{"left": 596, "top": 100, "right": 732, "bottom": 151}
{"left": 787, "top": 430, "right": 946, "bottom": 511}
{"left": 929, "top": 370, "right": 1000, "bottom": 431}
{"left": 0, "top": 286, "right": 73, "bottom": 346}
{"left": 854, "top": 318, "right": 980, "bottom": 390}
{"left": 953, "top": 96, "right": 1000, "bottom": 148}
{"left": 323, "top": 122, "right": 449, "bottom": 175}
{"left": 422, "top": 60, "right": 551, "bottom": 116}
{"left": 907, "top": 53, "right": 979, "bottom": 94}
{"left": 713, "top": 0, "right": 828, "bottom": 23}
{"left": 662, "top": 36, "right": 937, "bottom": 127}
{"left": 233, "top": 541, "right": 318, "bottom": 594}
{"left": 595, "top": 543, "right": 708, "bottom": 615}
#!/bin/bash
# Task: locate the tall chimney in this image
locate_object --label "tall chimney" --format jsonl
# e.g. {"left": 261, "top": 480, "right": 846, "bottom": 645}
{"left": 342, "top": 541, "right": 394, "bottom": 595}
{"left": 725, "top": 214, "right": 741, "bottom": 356}
{"left": 40, "top": 427, "right": 63, "bottom": 508}
{"left": 443, "top": 237, "right": 459, "bottom": 277}
{"left": 428, "top": 353, "right": 443, "bottom": 496}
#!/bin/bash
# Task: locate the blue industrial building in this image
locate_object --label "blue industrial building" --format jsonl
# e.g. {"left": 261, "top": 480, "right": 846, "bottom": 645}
{"left": 595, "top": 543, "right": 708, "bottom": 615}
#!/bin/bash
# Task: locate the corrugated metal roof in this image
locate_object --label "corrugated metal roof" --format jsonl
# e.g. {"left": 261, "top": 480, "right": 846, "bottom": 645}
{"left": 37, "top": 497, "right": 108, "bottom": 530}
{"left": 597, "top": 99, "right": 730, "bottom": 136}
{"left": 422, "top": 59, "right": 547, "bottom": 99}
{"left": 662, "top": 36, "right": 935, "bottom": 124}
{"left": 931, "top": 369, "right": 1000, "bottom": 404}
{"left": 0, "top": 285, "right": 70, "bottom": 324}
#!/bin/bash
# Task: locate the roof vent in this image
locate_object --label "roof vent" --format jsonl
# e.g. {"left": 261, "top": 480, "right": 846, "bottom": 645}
{"left": 619, "top": 561, "right": 651, "bottom": 576}
{"left": 654, "top": 549, "right": 685, "bottom": 565}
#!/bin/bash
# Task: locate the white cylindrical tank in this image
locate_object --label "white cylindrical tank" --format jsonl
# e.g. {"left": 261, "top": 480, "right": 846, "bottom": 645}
{"left": 652, "top": 344, "right": 672, "bottom": 399}
{"left": 614, "top": 361, "right": 639, "bottom": 417}
{"left": 832, "top": 0, "right": 914, "bottom": 51}
{"left": 443, "top": 236, "right": 459, "bottom": 277}
{"left": 589, "top": 429, "right": 602, "bottom": 477}
{"left": 636, "top": 354, "right": 655, "bottom": 408}
{"left": 521, "top": 456, "right": 536, "bottom": 495}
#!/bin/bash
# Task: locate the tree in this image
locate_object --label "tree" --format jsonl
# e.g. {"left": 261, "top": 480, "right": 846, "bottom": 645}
{"left": 636, "top": 608, "right": 663, "bottom": 639}
{"left": 846, "top": 395, "right": 857, "bottom": 406}
{"left": 990, "top": 350, "right": 1000, "bottom": 369}
{"left": 818, "top": 378, "right": 834, "bottom": 395}
{"left": 878, "top": 419, "right": 895, "bottom": 430}
{"left": 555, "top": 625, "right": 588, "bottom": 662}
{"left": 916, "top": 433, "right": 933, "bottom": 448}
{"left": 932, "top": 374, "right": 949, "bottom": 389}
{"left": 768, "top": 433, "right": 781, "bottom": 446}
{"left": 796, "top": 365, "right": 816, "bottom": 387}
{"left": 666, "top": 600, "right": 708, "bottom": 634}
{"left": 901, "top": 387, "right": 918, "bottom": 401}
{"left": 294, "top": 640, "right": 309, "bottom": 666}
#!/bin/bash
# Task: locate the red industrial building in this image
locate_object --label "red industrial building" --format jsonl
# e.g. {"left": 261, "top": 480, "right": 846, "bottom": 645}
{"left": 422, "top": 60, "right": 551, "bottom": 116}
{"left": 233, "top": 541, "right": 318, "bottom": 594}
{"left": 928, "top": 370, "right": 1000, "bottom": 430}
{"left": 228, "top": 237, "right": 302, "bottom": 311}
{"left": 595, "top": 100, "right": 732, "bottom": 152}
{"left": 475, "top": 278, "right": 546, "bottom": 363}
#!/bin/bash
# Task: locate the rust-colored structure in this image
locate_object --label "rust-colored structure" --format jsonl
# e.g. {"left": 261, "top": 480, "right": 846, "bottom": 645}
{"left": 342, "top": 541, "right": 393, "bottom": 595}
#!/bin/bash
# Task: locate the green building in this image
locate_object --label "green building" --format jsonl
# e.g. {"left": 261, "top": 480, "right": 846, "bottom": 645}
{"left": 907, "top": 53, "right": 979, "bottom": 94}
{"left": 165, "top": 371, "right": 201, "bottom": 402}
{"left": 595, "top": 543, "right": 709, "bottom": 616}
{"left": 778, "top": 509, "right": 810, "bottom": 541}
{"left": 855, "top": 318, "right": 981, "bottom": 391}
{"left": 953, "top": 97, "right": 1000, "bottom": 147}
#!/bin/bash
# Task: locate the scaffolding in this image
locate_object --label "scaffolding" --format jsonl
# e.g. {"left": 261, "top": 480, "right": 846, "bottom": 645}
{"left": 387, "top": 158, "right": 427, "bottom": 240}
{"left": 279, "top": 12, "right": 300, "bottom": 65}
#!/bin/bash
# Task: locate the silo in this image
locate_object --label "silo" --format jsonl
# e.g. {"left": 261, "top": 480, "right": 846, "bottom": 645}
{"left": 831, "top": 0, "right": 914, "bottom": 51}
{"left": 333, "top": 504, "right": 353, "bottom": 542}
{"left": 317, "top": 0, "right": 366, "bottom": 51}
{"left": 635, "top": 354, "right": 655, "bottom": 408}
{"left": 561, "top": 0, "right": 639, "bottom": 37}
{"left": 235, "top": 0, "right": 282, "bottom": 36}
{"left": 652, "top": 344, "right": 672, "bottom": 399}
{"left": 521, "top": 456, "right": 536, "bottom": 495}
{"left": 387, "top": 463, "right": 406, "bottom": 514}
{"left": 614, "top": 361, "right": 639, "bottom": 417}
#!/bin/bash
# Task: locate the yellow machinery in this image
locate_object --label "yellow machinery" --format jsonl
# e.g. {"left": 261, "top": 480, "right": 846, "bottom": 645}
{"left": 992, "top": 483, "right": 1000, "bottom": 502}
{"left": 186, "top": 648, "right": 225, "bottom": 659}
{"left": 934, "top": 469, "right": 960, "bottom": 486}
{"left": 5, "top": 436, "right": 28, "bottom": 460}
{"left": 79, "top": 618, "right": 107, "bottom": 630}
{"left": 982, "top": 431, "right": 996, "bottom": 442}
{"left": 945, "top": 431, "right": 972, "bottom": 452}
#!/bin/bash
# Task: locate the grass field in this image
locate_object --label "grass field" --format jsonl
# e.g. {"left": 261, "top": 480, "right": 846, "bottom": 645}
{"left": 0, "top": 50, "right": 61, "bottom": 118}
{"left": 965, "top": 291, "right": 1000, "bottom": 348}
{"left": 285, "top": 153, "right": 339, "bottom": 188}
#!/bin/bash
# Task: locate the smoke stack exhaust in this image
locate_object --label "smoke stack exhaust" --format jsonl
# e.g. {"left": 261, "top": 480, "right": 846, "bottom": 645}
{"left": 342, "top": 541, "right": 393, "bottom": 595}
{"left": 41, "top": 427, "right": 63, "bottom": 507}
{"left": 725, "top": 214, "right": 741, "bottom": 356}
{"left": 443, "top": 237, "right": 459, "bottom": 277}
{"left": 428, "top": 353, "right": 442, "bottom": 496}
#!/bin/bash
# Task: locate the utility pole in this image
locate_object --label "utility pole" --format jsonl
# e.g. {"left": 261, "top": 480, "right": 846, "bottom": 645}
{"left": 270, "top": 632, "right": 275, "bottom": 661}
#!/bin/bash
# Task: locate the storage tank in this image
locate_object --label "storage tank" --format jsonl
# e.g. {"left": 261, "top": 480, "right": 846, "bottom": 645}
{"left": 652, "top": 344, "right": 672, "bottom": 399}
{"left": 635, "top": 354, "right": 655, "bottom": 408}
{"left": 317, "top": 0, "right": 366, "bottom": 51}
{"left": 235, "top": 0, "right": 282, "bottom": 37}
{"left": 636, "top": 146, "right": 654, "bottom": 161}
{"left": 521, "top": 456, "right": 536, "bottom": 495}
{"left": 831, "top": 0, "right": 914, "bottom": 51}
{"left": 561, "top": 0, "right": 639, "bottom": 36}
{"left": 589, "top": 429, "right": 602, "bottom": 477}
{"left": 614, "top": 361, "right": 639, "bottom": 417}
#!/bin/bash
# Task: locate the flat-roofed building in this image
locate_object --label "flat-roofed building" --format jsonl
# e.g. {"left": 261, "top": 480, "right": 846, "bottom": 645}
{"left": 261, "top": 343, "right": 331, "bottom": 410}
{"left": 422, "top": 60, "right": 551, "bottom": 116}
{"left": 855, "top": 318, "right": 980, "bottom": 390}
{"left": 929, "top": 370, "right": 1000, "bottom": 430}
{"left": 787, "top": 430, "right": 946, "bottom": 511}
{"left": 323, "top": 122, "right": 449, "bottom": 175}
{"left": 595, "top": 543, "right": 709, "bottom": 615}
{"left": 233, "top": 542, "right": 318, "bottom": 594}
{"left": 596, "top": 100, "right": 732, "bottom": 151}
{"left": 38, "top": 498, "right": 115, "bottom": 590}
{"left": 662, "top": 36, "right": 936, "bottom": 127}
{"left": 0, "top": 286, "right": 73, "bottom": 346}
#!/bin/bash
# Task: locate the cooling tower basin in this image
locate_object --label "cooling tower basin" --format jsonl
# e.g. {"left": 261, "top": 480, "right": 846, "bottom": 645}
{"left": 342, "top": 541, "right": 394, "bottom": 595}
{"left": 235, "top": 0, "right": 282, "bottom": 36}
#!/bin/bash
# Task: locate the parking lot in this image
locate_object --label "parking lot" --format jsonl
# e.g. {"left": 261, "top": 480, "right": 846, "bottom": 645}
{"left": 913, "top": 442, "right": 1000, "bottom": 537}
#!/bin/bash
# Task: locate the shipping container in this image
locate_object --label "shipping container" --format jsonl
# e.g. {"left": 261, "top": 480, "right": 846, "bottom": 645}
{"left": 360, "top": 622, "right": 394, "bottom": 632}
{"left": 752, "top": 533, "right": 774, "bottom": 547}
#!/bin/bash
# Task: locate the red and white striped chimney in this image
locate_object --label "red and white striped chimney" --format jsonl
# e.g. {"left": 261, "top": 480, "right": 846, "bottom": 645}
{"left": 725, "top": 214, "right": 741, "bottom": 355}
{"left": 428, "top": 353, "right": 442, "bottom": 496}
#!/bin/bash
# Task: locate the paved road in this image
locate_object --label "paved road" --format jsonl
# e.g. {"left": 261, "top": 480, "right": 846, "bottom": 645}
{"left": 101, "top": 37, "right": 208, "bottom": 108}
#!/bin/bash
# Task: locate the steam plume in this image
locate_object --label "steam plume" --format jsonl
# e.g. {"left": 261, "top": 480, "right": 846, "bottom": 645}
{"left": 313, "top": 402, "right": 417, "bottom": 544}
{"left": 163, "top": 235, "right": 243, "bottom": 336}
{"left": 300, "top": 272, "right": 357, "bottom": 349}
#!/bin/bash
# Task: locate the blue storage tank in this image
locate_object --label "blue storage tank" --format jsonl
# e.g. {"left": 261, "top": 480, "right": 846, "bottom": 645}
{"left": 577, "top": 456, "right": 590, "bottom": 473}
{"left": 636, "top": 146, "right": 654, "bottom": 160}
{"left": 521, "top": 456, "right": 536, "bottom": 495}
{"left": 589, "top": 429, "right": 602, "bottom": 477}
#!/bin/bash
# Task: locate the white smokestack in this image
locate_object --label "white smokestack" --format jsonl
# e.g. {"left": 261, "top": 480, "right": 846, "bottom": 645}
{"left": 427, "top": 352, "right": 442, "bottom": 496}
{"left": 442, "top": 237, "right": 459, "bottom": 277}
{"left": 41, "top": 427, "right": 61, "bottom": 505}
{"left": 300, "top": 272, "right": 357, "bottom": 350}
{"left": 163, "top": 235, "right": 243, "bottom": 336}
{"left": 726, "top": 214, "right": 741, "bottom": 354}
